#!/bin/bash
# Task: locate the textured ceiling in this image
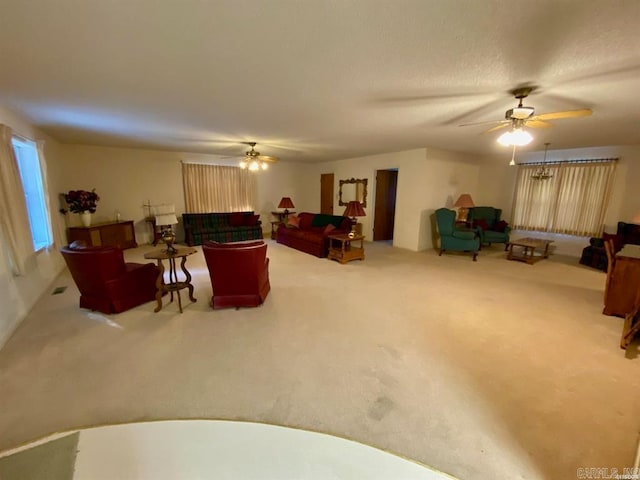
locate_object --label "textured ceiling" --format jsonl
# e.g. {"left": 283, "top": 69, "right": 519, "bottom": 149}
{"left": 0, "top": 0, "right": 639, "bottom": 162}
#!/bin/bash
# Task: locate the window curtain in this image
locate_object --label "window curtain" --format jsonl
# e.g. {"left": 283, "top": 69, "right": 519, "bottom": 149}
{"left": 36, "top": 139, "right": 65, "bottom": 249}
{"left": 181, "top": 163, "right": 257, "bottom": 213}
{"left": 511, "top": 160, "right": 617, "bottom": 237}
{"left": 0, "top": 125, "right": 34, "bottom": 275}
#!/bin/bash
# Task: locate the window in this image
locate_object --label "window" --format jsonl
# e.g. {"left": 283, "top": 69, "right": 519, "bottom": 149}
{"left": 11, "top": 137, "right": 52, "bottom": 250}
{"left": 511, "top": 160, "right": 617, "bottom": 237}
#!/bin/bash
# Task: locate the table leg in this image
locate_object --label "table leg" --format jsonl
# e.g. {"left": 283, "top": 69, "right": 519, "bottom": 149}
{"left": 153, "top": 259, "right": 165, "bottom": 312}
{"left": 543, "top": 243, "right": 550, "bottom": 259}
{"left": 180, "top": 255, "right": 197, "bottom": 303}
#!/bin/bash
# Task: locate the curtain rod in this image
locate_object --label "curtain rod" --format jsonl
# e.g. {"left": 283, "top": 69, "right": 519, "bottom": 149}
{"left": 518, "top": 157, "right": 618, "bottom": 166}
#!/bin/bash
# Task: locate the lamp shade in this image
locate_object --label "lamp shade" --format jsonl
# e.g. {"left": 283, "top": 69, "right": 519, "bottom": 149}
{"left": 453, "top": 194, "right": 475, "bottom": 209}
{"left": 155, "top": 213, "right": 178, "bottom": 226}
{"left": 344, "top": 201, "right": 366, "bottom": 217}
{"left": 278, "top": 197, "right": 295, "bottom": 209}
{"left": 153, "top": 204, "right": 178, "bottom": 226}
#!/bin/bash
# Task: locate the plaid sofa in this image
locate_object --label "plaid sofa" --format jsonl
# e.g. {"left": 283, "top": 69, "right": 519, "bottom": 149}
{"left": 182, "top": 212, "right": 263, "bottom": 246}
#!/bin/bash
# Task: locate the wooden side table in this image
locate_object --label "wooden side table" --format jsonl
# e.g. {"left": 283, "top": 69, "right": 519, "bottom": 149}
{"left": 327, "top": 233, "right": 365, "bottom": 264}
{"left": 270, "top": 221, "right": 282, "bottom": 240}
{"left": 144, "top": 247, "right": 197, "bottom": 313}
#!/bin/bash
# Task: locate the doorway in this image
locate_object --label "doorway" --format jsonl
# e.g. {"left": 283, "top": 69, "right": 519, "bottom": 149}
{"left": 373, "top": 169, "right": 398, "bottom": 241}
{"left": 320, "top": 173, "right": 334, "bottom": 215}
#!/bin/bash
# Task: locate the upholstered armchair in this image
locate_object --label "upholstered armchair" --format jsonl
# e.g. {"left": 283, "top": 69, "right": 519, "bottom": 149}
{"left": 202, "top": 240, "right": 271, "bottom": 309}
{"left": 60, "top": 243, "right": 159, "bottom": 314}
{"left": 435, "top": 208, "right": 480, "bottom": 261}
{"left": 467, "top": 206, "right": 511, "bottom": 250}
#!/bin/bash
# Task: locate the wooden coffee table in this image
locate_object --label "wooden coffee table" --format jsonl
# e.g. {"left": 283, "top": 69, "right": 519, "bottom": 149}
{"left": 507, "top": 237, "right": 553, "bottom": 264}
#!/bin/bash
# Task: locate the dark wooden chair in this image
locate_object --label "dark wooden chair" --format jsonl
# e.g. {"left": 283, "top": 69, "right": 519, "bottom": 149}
{"left": 604, "top": 239, "right": 616, "bottom": 302}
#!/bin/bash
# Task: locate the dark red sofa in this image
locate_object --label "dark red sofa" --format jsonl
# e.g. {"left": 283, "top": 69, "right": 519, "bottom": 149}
{"left": 276, "top": 212, "right": 351, "bottom": 258}
{"left": 61, "top": 244, "right": 159, "bottom": 314}
{"left": 202, "top": 240, "right": 271, "bottom": 309}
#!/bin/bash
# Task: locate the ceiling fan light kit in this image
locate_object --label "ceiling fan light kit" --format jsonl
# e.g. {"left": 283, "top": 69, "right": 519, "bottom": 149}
{"left": 497, "top": 128, "right": 533, "bottom": 147}
{"left": 460, "top": 85, "right": 592, "bottom": 153}
{"left": 237, "top": 142, "right": 277, "bottom": 172}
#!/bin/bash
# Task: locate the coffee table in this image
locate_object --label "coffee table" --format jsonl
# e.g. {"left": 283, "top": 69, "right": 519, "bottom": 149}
{"left": 507, "top": 237, "right": 553, "bottom": 264}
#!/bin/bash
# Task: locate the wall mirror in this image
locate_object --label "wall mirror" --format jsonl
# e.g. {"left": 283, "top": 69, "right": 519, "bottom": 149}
{"left": 339, "top": 178, "right": 368, "bottom": 208}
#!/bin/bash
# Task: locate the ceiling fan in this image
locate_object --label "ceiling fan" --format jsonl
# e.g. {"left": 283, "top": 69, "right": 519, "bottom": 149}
{"left": 459, "top": 86, "right": 593, "bottom": 146}
{"left": 237, "top": 142, "right": 279, "bottom": 171}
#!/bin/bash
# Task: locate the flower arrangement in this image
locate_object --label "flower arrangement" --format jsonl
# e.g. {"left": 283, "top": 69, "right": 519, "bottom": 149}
{"left": 64, "top": 189, "right": 100, "bottom": 214}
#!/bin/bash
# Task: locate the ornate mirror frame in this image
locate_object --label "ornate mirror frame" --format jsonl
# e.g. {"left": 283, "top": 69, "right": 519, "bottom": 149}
{"left": 338, "top": 178, "right": 368, "bottom": 208}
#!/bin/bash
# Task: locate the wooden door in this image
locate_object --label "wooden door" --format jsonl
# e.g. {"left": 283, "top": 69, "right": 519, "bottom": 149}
{"left": 373, "top": 169, "right": 398, "bottom": 241}
{"left": 320, "top": 173, "right": 334, "bottom": 215}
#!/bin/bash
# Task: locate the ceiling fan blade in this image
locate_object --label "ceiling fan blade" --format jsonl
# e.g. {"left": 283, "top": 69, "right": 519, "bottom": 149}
{"left": 483, "top": 123, "right": 510, "bottom": 134}
{"left": 532, "top": 109, "right": 592, "bottom": 121}
{"left": 524, "top": 120, "right": 553, "bottom": 129}
{"left": 459, "top": 119, "right": 509, "bottom": 128}
{"left": 257, "top": 155, "right": 279, "bottom": 163}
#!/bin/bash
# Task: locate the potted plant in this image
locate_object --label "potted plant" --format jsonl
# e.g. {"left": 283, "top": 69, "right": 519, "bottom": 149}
{"left": 64, "top": 189, "right": 100, "bottom": 227}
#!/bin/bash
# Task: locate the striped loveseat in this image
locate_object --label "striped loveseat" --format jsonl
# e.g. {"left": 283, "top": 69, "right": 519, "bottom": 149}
{"left": 182, "top": 212, "right": 263, "bottom": 246}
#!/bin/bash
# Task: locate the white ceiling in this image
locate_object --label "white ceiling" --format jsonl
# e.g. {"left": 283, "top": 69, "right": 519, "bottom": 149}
{"left": 1, "top": 0, "right": 639, "bottom": 162}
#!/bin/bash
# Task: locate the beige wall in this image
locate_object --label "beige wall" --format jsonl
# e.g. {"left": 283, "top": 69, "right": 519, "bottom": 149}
{"left": 304, "top": 148, "right": 482, "bottom": 251}
{"left": 0, "top": 107, "right": 66, "bottom": 348}
{"left": 56, "top": 145, "right": 311, "bottom": 244}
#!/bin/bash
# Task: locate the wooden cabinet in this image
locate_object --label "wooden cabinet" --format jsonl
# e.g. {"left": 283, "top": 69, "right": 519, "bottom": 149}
{"left": 603, "top": 246, "right": 640, "bottom": 317}
{"left": 67, "top": 221, "right": 137, "bottom": 250}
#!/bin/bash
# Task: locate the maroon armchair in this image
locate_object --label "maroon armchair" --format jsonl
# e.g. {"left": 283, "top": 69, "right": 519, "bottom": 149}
{"left": 202, "top": 240, "right": 271, "bottom": 309}
{"left": 60, "top": 243, "right": 159, "bottom": 314}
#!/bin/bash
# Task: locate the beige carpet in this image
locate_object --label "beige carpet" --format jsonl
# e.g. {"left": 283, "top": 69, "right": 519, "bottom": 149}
{"left": 0, "top": 239, "right": 638, "bottom": 480}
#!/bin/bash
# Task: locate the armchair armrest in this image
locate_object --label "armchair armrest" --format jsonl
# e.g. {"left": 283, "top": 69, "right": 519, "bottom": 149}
{"left": 452, "top": 229, "right": 477, "bottom": 240}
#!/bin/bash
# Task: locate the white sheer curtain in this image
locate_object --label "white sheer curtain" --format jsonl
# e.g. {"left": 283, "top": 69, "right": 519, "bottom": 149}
{"left": 511, "top": 160, "right": 617, "bottom": 237}
{"left": 181, "top": 163, "right": 257, "bottom": 213}
{"left": 36, "top": 140, "right": 65, "bottom": 249}
{"left": 0, "top": 125, "right": 34, "bottom": 275}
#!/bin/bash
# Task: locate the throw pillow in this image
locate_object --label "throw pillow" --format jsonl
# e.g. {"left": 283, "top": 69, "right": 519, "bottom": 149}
{"left": 492, "top": 220, "right": 508, "bottom": 233}
{"left": 229, "top": 212, "right": 245, "bottom": 227}
{"left": 243, "top": 214, "right": 260, "bottom": 226}
{"left": 287, "top": 215, "right": 300, "bottom": 228}
{"left": 474, "top": 219, "right": 489, "bottom": 230}
{"left": 324, "top": 224, "right": 336, "bottom": 234}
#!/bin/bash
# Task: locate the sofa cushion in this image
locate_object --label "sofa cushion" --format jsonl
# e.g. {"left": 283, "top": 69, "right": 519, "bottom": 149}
{"left": 324, "top": 224, "right": 336, "bottom": 234}
{"left": 298, "top": 212, "right": 315, "bottom": 229}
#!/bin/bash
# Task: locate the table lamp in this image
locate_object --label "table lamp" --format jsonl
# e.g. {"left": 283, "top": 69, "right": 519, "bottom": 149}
{"left": 344, "top": 200, "right": 366, "bottom": 238}
{"left": 154, "top": 204, "right": 179, "bottom": 254}
{"left": 278, "top": 197, "right": 295, "bottom": 219}
{"left": 453, "top": 194, "right": 475, "bottom": 222}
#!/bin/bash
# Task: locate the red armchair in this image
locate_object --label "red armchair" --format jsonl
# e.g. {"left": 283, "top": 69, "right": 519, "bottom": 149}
{"left": 202, "top": 240, "right": 271, "bottom": 309}
{"left": 60, "top": 243, "right": 159, "bottom": 314}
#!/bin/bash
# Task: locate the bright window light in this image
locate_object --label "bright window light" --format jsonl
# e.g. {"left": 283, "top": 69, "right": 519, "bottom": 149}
{"left": 12, "top": 137, "right": 52, "bottom": 251}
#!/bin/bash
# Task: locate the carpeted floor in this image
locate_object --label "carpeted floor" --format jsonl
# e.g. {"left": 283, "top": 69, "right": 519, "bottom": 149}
{"left": 0, "top": 238, "right": 638, "bottom": 480}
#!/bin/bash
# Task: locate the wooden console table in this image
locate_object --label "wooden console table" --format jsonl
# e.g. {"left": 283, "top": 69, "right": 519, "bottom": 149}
{"left": 327, "top": 233, "right": 365, "bottom": 264}
{"left": 67, "top": 221, "right": 137, "bottom": 250}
